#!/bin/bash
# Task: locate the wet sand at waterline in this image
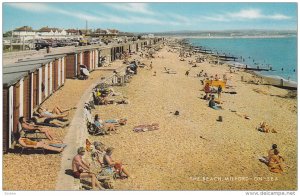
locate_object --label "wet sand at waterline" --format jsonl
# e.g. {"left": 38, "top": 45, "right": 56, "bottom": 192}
{"left": 89, "top": 46, "right": 297, "bottom": 190}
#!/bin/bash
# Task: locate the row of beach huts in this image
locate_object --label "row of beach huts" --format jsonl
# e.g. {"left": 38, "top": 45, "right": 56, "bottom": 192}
{"left": 2, "top": 37, "right": 163, "bottom": 153}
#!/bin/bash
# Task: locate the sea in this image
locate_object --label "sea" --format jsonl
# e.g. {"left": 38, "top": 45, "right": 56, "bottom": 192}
{"left": 187, "top": 37, "right": 297, "bottom": 82}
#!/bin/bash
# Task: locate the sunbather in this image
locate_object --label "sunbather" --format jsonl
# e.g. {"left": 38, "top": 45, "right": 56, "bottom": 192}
{"left": 17, "top": 130, "right": 65, "bottom": 152}
{"left": 105, "top": 119, "right": 127, "bottom": 126}
{"left": 31, "top": 115, "right": 69, "bottom": 128}
{"left": 94, "top": 115, "right": 117, "bottom": 133}
{"left": 72, "top": 147, "right": 102, "bottom": 190}
{"left": 19, "top": 117, "right": 56, "bottom": 141}
{"left": 268, "top": 149, "right": 285, "bottom": 173}
{"left": 103, "top": 147, "right": 130, "bottom": 178}
{"left": 259, "top": 144, "right": 278, "bottom": 164}
{"left": 257, "top": 121, "right": 277, "bottom": 133}
{"left": 40, "top": 106, "right": 75, "bottom": 115}
{"left": 37, "top": 107, "right": 69, "bottom": 120}
{"left": 209, "top": 95, "right": 222, "bottom": 110}
{"left": 91, "top": 142, "right": 106, "bottom": 166}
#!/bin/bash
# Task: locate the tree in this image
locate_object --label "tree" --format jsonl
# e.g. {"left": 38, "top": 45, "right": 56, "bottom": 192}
{"left": 3, "top": 31, "right": 12, "bottom": 37}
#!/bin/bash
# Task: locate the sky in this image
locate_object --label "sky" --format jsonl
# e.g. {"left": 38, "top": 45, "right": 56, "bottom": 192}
{"left": 2, "top": 2, "right": 298, "bottom": 33}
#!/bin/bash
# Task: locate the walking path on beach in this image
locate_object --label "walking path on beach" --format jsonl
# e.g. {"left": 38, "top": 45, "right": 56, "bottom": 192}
{"left": 89, "top": 46, "right": 296, "bottom": 190}
{"left": 2, "top": 61, "right": 125, "bottom": 190}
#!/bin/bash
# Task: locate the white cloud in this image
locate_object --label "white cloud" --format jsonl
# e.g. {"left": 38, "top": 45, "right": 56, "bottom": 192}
{"left": 199, "top": 9, "right": 291, "bottom": 23}
{"left": 8, "top": 3, "right": 51, "bottom": 13}
{"left": 104, "top": 3, "right": 155, "bottom": 15}
{"left": 228, "top": 9, "right": 263, "bottom": 19}
{"left": 201, "top": 15, "right": 230, "bottom": 22}
{"left": 167, "top": 13, "right": 191, "bottom": 24}
{"left": 266, "top": 14, "right": 291, "bottom": 20}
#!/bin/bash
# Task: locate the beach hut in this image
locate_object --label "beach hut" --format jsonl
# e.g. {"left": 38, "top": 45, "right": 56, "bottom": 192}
{"left": 76, "top": 48, "right": 98, "bottom": 71}
{"left": 3, "top": 71, "right": 30, "bottom": 153}
{"left": 19, "top": 55, "right": 66, "bottom": 93}
{"left": 99, "top": 47, "right": 111, "bottom": 66}
{"left": 47, "top": 52, "right": 78, "bottom": 79}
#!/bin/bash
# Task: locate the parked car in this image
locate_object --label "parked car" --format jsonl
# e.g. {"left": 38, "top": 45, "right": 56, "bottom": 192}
{"left": 35, "top": 40, "right": 50, "bottom": 50}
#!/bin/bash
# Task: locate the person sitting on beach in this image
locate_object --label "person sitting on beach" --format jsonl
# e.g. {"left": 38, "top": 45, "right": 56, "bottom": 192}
{"left": 268, "top": 149, "right": 285, "bottom": 173}
{"left": 103, "top": 147, "right": 130, "bottom": 179}
{"left": 94, "top": 114, "right": 117, "bottom": 133}
{"left": 204, "top": 83, "right": 211, "bottom": 100}
{"left": 257, "top": 121, "right": 277, "bottom": 133}
{"left": 17, "top": 130, "right": 66, "bottom": 153}
{"left": 215, "top": 74, "right": 219, "bottom": 81}
{"left": 259, "top": 145, "right": 285, "bottom": 173}
{"left": 19, "top": 117, "right": 56, "bottom": 141}
{"left": 209, "top": 95, "right": 222, "bottom": 110}
{"left": 217, "top": 85, "right": 222, "bottom": 99}
{"left": 259, "top": 144, "right": 278, "bottom": 164}
{"left": 72, "top": 147, "right": 103, "bottom": 190}
{"left": 91, "top": 142, "right": 106, "bottom": 167}
{"left": 185, "top": 70, "right": 190, "bottom": 76}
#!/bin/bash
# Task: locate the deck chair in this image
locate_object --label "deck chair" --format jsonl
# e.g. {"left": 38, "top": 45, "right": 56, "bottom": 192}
{"left": 14, "top": 138, "right": 45, "bottom": 155}
{"left": 93, "top": 92, "right": 101, "bottom": 105}
{"left": 87, "top": 121, "right": 106, "bottom": 136}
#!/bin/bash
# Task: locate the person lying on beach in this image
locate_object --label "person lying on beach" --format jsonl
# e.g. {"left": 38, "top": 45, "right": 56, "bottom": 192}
{"left": 31, "top": 114, "right": 69, "bottom": 128}
{"left": 19, "top": 117, "right": 56, "bottom": 141}
{"left": 105, "top": 119, "right": 127, "bottom": 126}
{"left": 72, "top": 147, "right": 103, "bottom": 190}
{"left": 17, "top": 130, "right": 66, "bottom": 153}
{"left": 209, "top": 95, "right": 222, "bottom": 110}
{"left": 40, "top": 106, "right": 75, "bottom": 115}
{"left": 37, "top": 107, "right": 69, "bottom": 120}
{"left": 257, "top": 121, "right": 277, "bottom": 133}
{"left": 103, "top": 147, "right": 131, "bottom": 179}
{"left": 94, "top": 114, "right": 117, "bottom": 133}
{"left": 133, "top": 123, "right": 159, "bottom": 132}
{"left": 107, "top": 87, "right": 121, "bottom": 97}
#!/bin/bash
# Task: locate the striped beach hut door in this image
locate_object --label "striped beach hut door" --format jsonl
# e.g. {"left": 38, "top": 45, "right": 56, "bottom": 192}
{"left": 30, "top": 73, "right": 34, "bottom": 117}
{"left": 58, "top": 58, "right": 61, "bottom": 87}
{"left": 75, "top": 53, "right": 78, "bottom": 75}
{"left": 49, "top": 62, "right": 53, "bottom": 94}
{"left": 90, "top": 51, "right": 92, "bottom": 70}
{"left": 19, "top": 78, "right": 24, "bottom": 132}
{"left": 95, "top": 50, "right": 99, "bottom": 67}
{"left": 38, "top": 68, "right": 43, "bottom": 105}
{"left": 9, "top": 86, "right": 14, "bottom": 148}
{"left": 62, "top": 57, "right": 65, "bottom": 84}
{"left": 19, "top": 79, "right": 24, "bottom": 117}
{"left": 45, "top": 63, "right": 48, "bottom": 98}
{"left": 38, "top": 68, "right": 42, "bottom": 104}
{"left": 80, "top": 52, "right": 83, "bottom": 65}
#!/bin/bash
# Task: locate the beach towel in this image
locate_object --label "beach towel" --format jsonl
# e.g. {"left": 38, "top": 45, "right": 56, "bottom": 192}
{"left": 205, "top": 80, "right": 226, "bottom": 89}
{"left": 133, "top": 123, "right": 159, "bottom": 132}
{"left": 49, "top": 143, "right": 67, "bottom": 148}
